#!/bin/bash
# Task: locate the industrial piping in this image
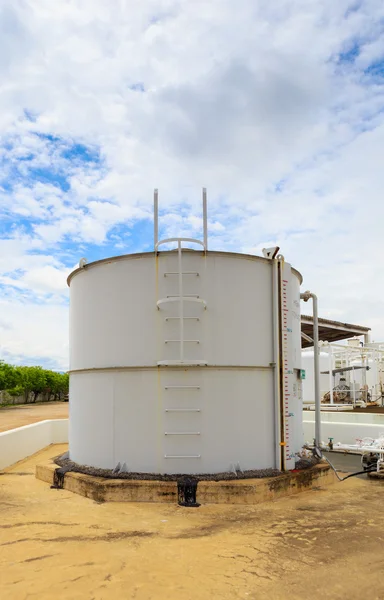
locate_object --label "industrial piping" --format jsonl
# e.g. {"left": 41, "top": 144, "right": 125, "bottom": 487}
{"left": 301, "top": 291, "right": 321, "bottom": 447}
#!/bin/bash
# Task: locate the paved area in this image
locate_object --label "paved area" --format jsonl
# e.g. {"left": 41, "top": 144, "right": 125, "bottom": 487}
{"left": 0, "top": 402, "right": 68, "bottom": 432}
{"left": 1, "top": 445, "right": 384, "bottom": 600}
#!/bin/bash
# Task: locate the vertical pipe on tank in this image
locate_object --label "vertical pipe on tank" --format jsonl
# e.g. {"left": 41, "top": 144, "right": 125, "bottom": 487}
{"left": 154, "top": 188, "right": 159, "bottom": 249}
{"left": 202, "top": 187, "right": 208, "bottom": 251}
{"left": 301, "top": 291, "right": 321, "bottom": 447}
{"left": 272, "top": 260, "right": 282, "bottom": 470}
{"left": 312, "top": 294, "right": 321, "bottom": 446}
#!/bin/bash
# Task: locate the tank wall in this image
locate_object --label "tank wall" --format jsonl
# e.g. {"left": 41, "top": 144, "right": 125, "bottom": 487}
{"left": 290, "top": 274, "right": 302, "bottom": 371}
{"left": 69, "top": 257, "right": 158, "bottom": 370}
{"left": 69, "top": 367, "right": 276, "bottom": 473}
{"left": 69, "top": 253, "right": 275, "bottom": 371}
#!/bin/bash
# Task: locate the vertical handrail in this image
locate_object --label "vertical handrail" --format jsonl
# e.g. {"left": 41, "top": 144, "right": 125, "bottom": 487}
{"left": 178, "top": 240, "right": 184, "bottom": 361}
{"left": 154, "top": 188, "right": 159, "bottom": 250}
{"left": 352, "top": 366, "right": 356, "bottom": 407}
{"left": 154, "top": 188, "right": 208, "bottom": 251}
{"left": 328, "top": 345, "right": 334, "bottom": 404}
{"left": 202, "top": 187, "right": 208, "bottom": 251}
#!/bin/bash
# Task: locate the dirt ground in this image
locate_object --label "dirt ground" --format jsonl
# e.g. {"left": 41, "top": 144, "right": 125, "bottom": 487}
{"left": 1, "top": 445, "right": 384, "bottom": 600}
{"left": 0, "top": 402, "right": 68, "bottom": 432}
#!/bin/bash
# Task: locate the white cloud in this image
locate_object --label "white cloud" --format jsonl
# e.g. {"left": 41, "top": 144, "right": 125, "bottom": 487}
{"left": 0, "top": 296, "right": 69, "bottom": 370}
{"left": 22, "top": 265, "right": 70, "bottom": 293}
{"left": 1, "top": 0, "right": 384, "bottom": 367}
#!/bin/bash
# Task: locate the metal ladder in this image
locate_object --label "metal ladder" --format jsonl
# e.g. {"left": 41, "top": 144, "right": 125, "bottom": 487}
{"left": 154, "top": 189, "right": 208, "bottom": 366}
{"left": 154, "top": 189, "right": 208, "bottom": 462}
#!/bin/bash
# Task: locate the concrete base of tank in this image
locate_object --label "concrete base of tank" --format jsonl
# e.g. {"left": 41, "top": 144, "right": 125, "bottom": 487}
{"left": 36, "top": 460, "right": 335, "bottom": 504}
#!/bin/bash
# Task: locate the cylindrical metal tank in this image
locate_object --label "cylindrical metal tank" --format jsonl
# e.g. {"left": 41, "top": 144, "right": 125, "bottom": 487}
{"left": 68, "top": 250, "right": 303, "bottom": 474}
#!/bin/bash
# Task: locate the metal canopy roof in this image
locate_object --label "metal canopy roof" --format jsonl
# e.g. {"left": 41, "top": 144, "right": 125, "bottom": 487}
{"left": 301, "top": 315, "right": 370, "bottom": 348}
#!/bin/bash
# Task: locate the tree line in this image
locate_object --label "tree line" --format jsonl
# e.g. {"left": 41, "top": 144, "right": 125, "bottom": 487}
{"left": 0, "top": 361, "right": 69, "bottom": 403}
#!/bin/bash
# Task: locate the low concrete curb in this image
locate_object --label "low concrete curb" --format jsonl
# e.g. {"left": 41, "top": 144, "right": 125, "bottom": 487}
{"left": 303, "top": 411, "right": 384, "bottom": 445}
{"left": 0, "top": 419, "right": 68, "bottom": 470}
{"left": 36, "top": 460, "right": 335, "bottom": 504}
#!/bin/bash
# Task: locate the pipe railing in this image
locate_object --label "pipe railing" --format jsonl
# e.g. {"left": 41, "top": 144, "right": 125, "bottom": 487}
{"left": 154, "top": 188, "right": 208, "bottom": 251}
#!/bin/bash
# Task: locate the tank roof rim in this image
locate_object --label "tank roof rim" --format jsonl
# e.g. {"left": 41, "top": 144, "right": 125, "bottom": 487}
{"left": 67, "top": 250, "right": 303, "bottom": 286}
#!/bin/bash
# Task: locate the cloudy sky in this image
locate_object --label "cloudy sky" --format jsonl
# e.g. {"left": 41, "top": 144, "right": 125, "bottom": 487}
{"left": 1, "top": 0, "right": 384, "bottom": 370}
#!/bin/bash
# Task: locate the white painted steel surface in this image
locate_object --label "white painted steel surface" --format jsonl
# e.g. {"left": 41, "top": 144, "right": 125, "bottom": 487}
{"left": 302, "top": 351, "right": 330, "bottom": 404}
{"left": 68, "top": 251, "right": 302, "bottom": 474}
{"left": 349, "top": 357, "right": 372, "bottom": 388}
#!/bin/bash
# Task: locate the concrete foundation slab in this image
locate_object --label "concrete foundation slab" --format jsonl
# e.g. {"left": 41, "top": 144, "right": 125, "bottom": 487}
{"left": 36, "top": 459, "right": 335, "bottom": 504}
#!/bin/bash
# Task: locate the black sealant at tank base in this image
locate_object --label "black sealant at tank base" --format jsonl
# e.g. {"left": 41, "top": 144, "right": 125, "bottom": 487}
{"left": 51, "top": 466, "right": 73, "bottom": 489}
{"left": 177, "top": 478, "right": 200, "bottom": 507}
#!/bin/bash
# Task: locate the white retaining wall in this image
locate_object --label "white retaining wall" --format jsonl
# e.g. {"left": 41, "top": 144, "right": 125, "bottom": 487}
{"left": 3, "top": 414, "right": 384, "bottom": 470}
{"left": 0, "top": 419, "right": 68, "bottom": 470}
{"left": 303, "top": 411, "right": 384, "bottom": 445}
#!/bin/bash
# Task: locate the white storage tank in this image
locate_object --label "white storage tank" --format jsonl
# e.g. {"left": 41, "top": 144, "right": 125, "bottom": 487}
{"left": 349, "top": 357, "right": 377, "bottom": 399}
{"left": 302, "top": 351, "right": 330, "bottom": 404}
{"left": 68, "top": 196, "right": 303, "bottom": 474}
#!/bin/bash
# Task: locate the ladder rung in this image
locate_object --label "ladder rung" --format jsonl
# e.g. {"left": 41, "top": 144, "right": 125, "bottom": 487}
{"left": 165, "top": 386, "right": 200, "bottom": 389}
{"left": 164, "top": 272, "right": 199, "bottom": 276}
{"left": 165, "top": 408, "right": 201, "bottom": 412}
{"left": 164, "top": 455, "right": 201, "bottom": 459}
{"left": 167, "top": 294, "right": 199, "bottom": 298}
{"left": 157, "top": 298, "right": 207, "bottom": 309}
{"left": 165, "top": 317, "right": 200, "bottom": 321}
{"left": 165, "top": 431, "right": 200, "bottom": 435}
{"left": 164, "top": 340, "right": 199, "bottom": 344}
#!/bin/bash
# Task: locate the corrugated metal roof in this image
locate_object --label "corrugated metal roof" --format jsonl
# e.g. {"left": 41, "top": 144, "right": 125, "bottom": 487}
{"left": 301, "top": 315, "right": 370, "bottom": 332}
{"left": 301, "top": 315, "right": 370, "bottom": 348}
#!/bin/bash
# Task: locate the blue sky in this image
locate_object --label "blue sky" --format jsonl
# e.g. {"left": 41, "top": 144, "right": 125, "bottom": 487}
{"left": 1, "top": 0, "right": 384, "bottom": 370}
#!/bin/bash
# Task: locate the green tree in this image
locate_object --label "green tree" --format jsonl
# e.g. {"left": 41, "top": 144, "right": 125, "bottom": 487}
{"left": 0, "top": 361, "right": 18, "bottom": 391}
{"left": 26, "top": 366, "right": 48, "bottom": 403}
{"left": 45, "top": 370, "right": 69, "bottom": 400}
{"left": 0, "top": 361, "right": 69, "bottom": 403}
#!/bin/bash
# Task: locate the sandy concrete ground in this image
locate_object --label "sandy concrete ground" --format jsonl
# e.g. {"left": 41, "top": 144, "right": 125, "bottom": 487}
{"left": 0, "top": 402, "right": 68, "bottom": 432}
{"left": 1, "top": 445, "right": 384, "bottom": 600}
